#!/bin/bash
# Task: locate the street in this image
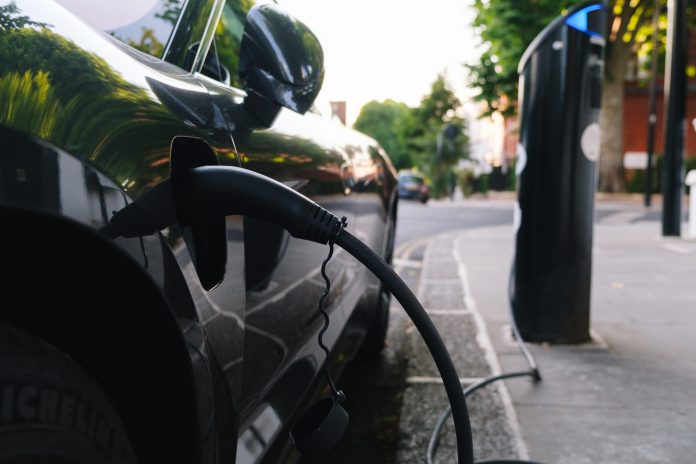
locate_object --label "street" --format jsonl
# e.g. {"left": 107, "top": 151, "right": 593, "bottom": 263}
{"left": 323, "top": 196, "right": 696, "bottom": 464}
{"left": 394, "top": 199, "right": 514, "bottom": 247}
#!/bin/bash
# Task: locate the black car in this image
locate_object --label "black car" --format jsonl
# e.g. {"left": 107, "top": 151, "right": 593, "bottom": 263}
{"left": 0, "top": 1, "right": 397, "bottom": 463}
{"left": 398, "top": 170, "right": 430, "bottom": 203}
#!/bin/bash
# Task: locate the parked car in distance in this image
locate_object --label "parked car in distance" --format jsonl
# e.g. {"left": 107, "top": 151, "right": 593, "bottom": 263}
{"left": 0, "top": 1, "right": 397, "bottom": 463}
{"left": 398, "top": 170, "right": 430, "bottom": 203}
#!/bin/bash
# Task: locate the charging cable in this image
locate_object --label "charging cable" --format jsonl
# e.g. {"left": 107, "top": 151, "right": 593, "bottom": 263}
{"left": 316, "top": 235, "right": 347, "bottom": 403}
{"left": 426, "top": 262, "right": 541, "bottom": 463}
{"left": 106, "top": 165, "right": 549, "bottom": 464}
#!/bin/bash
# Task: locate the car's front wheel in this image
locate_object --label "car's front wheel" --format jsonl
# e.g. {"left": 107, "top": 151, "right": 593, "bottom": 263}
{"left": 0, "top": 323, "right": 137, "bottom": 464}
{"left": 355, "top": 285, "right": 391, "bottom": 360}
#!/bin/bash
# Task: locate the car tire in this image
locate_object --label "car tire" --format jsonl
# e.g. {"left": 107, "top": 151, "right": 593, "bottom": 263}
{"left": 355, "top": 286, "right": 391, "bottom": 360}
{"left": 0, "top": 323, "right": 137, "bottom": 464}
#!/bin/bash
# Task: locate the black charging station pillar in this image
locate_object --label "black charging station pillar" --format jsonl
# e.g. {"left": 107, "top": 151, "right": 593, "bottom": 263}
{"left": 512, "top": 1, "right": 607, "bottom": 343}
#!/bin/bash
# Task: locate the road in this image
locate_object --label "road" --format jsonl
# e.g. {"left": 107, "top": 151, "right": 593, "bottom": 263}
{"left": 394, "top": 199, "right": 513, "bottom": 247}
{"left": 393, "top": 196, "right": 663, "bottom": 247}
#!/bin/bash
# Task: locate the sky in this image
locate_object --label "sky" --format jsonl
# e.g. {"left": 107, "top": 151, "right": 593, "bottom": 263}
{"left": 279, "top": 0, "right": 483, "bottom": 126}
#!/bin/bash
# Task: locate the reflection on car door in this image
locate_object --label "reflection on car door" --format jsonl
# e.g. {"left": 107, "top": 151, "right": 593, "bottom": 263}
{"left": 235, "top": 110, "right": 362, "bottom": 460}
{"left": 200, "top": 2, "right": 364, "bottom": 461}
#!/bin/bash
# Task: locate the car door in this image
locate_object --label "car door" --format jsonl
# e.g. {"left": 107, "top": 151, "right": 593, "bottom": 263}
{"left": 192, "top": 2, "right": 363, "bottom": 462}
{"left": 15, "top": 0, "right": 250, "bottom": 461}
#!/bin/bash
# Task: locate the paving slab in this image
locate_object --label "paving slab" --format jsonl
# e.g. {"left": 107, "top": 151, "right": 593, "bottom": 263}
{"left": 454, "top": 221, "right": 696, "bottom": 464}
{"left": 396, "top": 238, "right": 523, "bottom": 463}
{"left": 397, "top": 384, "right": 519, "bottom": 464}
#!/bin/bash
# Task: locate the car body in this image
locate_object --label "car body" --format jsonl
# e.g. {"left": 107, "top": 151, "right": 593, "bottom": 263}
{"left": 0, "top": 1, "right": 397, "bottom": 463}
{"left": 398, "top": 170, "right": 429, "bottom": 203}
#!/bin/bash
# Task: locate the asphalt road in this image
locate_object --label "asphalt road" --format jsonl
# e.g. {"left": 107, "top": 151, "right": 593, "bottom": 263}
{"left": 394, "top": 199, "right": 514, "bottom": 247}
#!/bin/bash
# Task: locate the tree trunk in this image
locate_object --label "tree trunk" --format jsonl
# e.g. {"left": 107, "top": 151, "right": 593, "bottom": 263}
{"left": 599, "top": 43, "right": 631, "bottom": 192}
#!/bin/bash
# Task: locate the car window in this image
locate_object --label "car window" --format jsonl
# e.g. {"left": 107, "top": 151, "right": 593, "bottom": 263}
{"left": 201, "top": 0, "right": 257, "bottom": 88}
{"left": 57, "top": 0, "right": 185, "bottom": 58}
{"left": 400, "top": 175, "right": 423, "bottom": 184}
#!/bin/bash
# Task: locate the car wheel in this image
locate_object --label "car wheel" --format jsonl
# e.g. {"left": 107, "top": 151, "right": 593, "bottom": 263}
{"left": 355, "top": 286, "right": 391, "bottom": 360}
{"left": 0, "top": 323, "right": 137, "bottom": 464}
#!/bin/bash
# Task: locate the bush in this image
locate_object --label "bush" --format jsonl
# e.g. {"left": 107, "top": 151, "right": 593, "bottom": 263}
{"left": 505, "top": 160, "right": 517, "bottom": 191}
{"left": 457, "top": 169, "right": 475, "bottom": 197}
{"left": 478, "top": 173, "right": 490, "bottom": 194}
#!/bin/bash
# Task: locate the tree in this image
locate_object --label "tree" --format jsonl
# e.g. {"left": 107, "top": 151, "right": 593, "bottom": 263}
{"left": 468, "top": 0, "right": 582, "bottom": 117}
{"left": 0, "top": 3, "right": 48, "bottom": 31}
{"left": 598, "top": 0, "right": 667, "bottom": 192}
{"left": 0, "top": 3, "right": 187, "bottom": 184}
{"left": 354, "top": 75, "right": 469, "bottom": 198}
{"left": 402, "top": 75, "right": 469, "bottom": 197}
{"left": 353, "top": 100, "right": 411, "bottom": 168}
{"left": 468, "top": 0, "right": 675, "bottom": 192}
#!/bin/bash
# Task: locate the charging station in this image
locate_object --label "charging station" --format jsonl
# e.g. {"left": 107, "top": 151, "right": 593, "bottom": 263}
{"left": 512, "top": 1, "right": 607, "bottom": 343}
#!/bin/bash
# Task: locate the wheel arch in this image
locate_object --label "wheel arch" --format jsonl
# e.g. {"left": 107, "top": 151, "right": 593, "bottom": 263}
{"left": 0, "top": 205, "right": 202, "bottom": 464}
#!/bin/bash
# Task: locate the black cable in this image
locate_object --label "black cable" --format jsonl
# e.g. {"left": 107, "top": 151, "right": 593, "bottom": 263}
{"left": 425, "top": 259, "right": 541, "bottom": 464}
{"left": 317, "top": 240, "right": 345, "bottom": 402}
{"left": 334, "top": 230, "right": 475, "bottom": 464}
{"left": 105, "top": 166, "right": 475, "bottom": 462}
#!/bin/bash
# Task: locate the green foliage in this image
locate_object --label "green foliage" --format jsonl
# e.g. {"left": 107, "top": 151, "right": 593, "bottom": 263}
{"left": 406, "top": 76, "right": 469, "bottom": 198}
{"left": 0, "top": 70, "right": 59, "bottom": 138}
{"left": 0, "top": 3, "right": 48, "bottom": 31}
{"left": 468, "top": 0, "right": 583, "bottom": 117}
{"left": 215, "top": 0, "right": 254, "bottom": 88}
{"left": 457, "top": 168, "right": 475, "bottom": 197}
{"left": 0, "top": 26, "right": 133, "bottom": 99}
{"left": 354, "top": 75, "right": 470, "bottom": 198}
{"left": 127, "top": 28, "right": 165, "bottom": 57}
{"left": 468, "top": 0, "right": 681, "bottom": 117}
{"left": 155, "top": 0, "right": 184, "bottom": 26}
{"left": 353, "top": 100, "right": 411, "bottom": 169}
{"left": 413, "top": 74, "right": 462, "bottom": 125}
{"left": 0, "top": 5, "right": 190, "bottom": 191}
{"left": 457, "top": 164, "right": 516, "bottom": 197}
{"left": 505, "top": 160, "right": 517, "bottom": 191}
{"left": 117, "top": 0, "right": 184, "bottom": 57}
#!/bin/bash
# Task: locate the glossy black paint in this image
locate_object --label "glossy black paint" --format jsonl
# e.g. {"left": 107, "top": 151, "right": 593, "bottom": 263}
{"left": 513, "top": 1, "right": 606, "bottom": 343}
{"left": 240, "top": 3, "right": 325, "bottom": 124}
{"left": 0, "top": 1, "right": 397, "bottom": 463}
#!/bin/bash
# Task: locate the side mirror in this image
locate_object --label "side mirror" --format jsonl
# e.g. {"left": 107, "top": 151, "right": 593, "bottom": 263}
{"left": 239, "top": 3, "right": 324, "bottom": 127}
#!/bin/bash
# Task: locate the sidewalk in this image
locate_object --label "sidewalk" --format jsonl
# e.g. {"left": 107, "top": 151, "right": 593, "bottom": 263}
{"left": 396, "top": 214, "right": 696, "bottom": 463}
{"left": 441, "top": 189, "right": 690, "bottom": 205}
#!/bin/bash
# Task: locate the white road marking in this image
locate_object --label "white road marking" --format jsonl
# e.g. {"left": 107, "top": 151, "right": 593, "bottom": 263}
{"left": 453, "top": 241, "right": 531, "bottom": 460}
{"left": 406, "top": 376, "right": 485, "bottom": 385}
{"left": 393, "top": 257, "right": 423, "bottom": 268}
{"left": 426, "top": 309, "right": 472, "bottom": 316}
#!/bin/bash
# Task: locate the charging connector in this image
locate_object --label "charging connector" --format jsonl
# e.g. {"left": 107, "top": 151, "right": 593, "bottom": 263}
{"left": 106, "top": 165, "right": 538, "bottom": 464}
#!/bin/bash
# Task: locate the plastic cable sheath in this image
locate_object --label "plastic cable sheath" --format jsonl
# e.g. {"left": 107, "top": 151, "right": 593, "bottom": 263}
{"left": 334, "top": 230, "right": 474, "bottom": 464}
